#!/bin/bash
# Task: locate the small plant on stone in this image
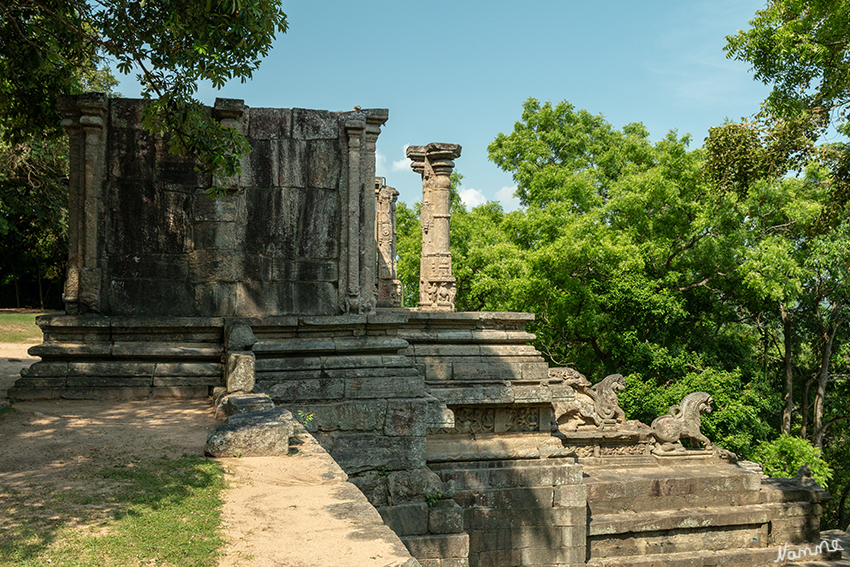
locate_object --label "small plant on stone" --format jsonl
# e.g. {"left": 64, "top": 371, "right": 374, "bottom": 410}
{"left": 424, "top": 489, "right": 442, "bottom": 508}
{"left": 296, "top": 409, "right": 314, "bottom": 428}
{"left": 376, "top": 469, "right": 389, "bottom": 478}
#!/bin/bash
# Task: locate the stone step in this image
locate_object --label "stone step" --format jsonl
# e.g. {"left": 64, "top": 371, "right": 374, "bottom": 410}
{"left": 588, "top": 505, "right": 772, "bottom": 538}
{"left": 587, "top": 546, "right": 779, "bottom": 567}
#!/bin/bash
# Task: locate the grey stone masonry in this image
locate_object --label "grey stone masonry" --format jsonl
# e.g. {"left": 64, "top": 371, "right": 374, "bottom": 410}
{"left": 429, "top": 458, "right": 586, "bottom": 567}
{"left": 394, "top": 311, "right": 563, "bottom": 409}
{"left": 56, "top": 94, "right": 388, "bottom": 318}
{"left": 583, "top": 462, "right": 831, "bottom": 567}
{"left": 10, "top": 314, "right": 223, "bottom": 400}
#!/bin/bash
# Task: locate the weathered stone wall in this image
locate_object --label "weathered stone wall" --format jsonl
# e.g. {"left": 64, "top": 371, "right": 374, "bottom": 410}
{"left": 59, "top": 94, "right": 387, "bottom": 318}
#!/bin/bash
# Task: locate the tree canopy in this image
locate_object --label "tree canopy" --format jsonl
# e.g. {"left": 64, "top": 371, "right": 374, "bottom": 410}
{"left": 0, "top": 0, "right": 287, "bottom": 191}
{"left": 726, "top": 0, "right": 850, "bottom": 129}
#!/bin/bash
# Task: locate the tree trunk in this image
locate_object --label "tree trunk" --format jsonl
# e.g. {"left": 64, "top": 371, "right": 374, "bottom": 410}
{"left": 801, "top": 376, "right": 812, "bottom": 440}
{"left": 37, "top": 262, "right": 44, "bottom": 310}
{"left": 812, "top": 321, "right": 838, "bottom": 448}
{"left": 839, "top": 481, "right": 849, "bottom": 532}
{"left": 780, "top": 302, "right": 793, "bottom": 435}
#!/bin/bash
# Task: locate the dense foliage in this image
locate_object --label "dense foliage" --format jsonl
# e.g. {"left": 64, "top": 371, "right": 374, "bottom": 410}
{"left": 0, "top": 0, "right": 287, "bottom": 192}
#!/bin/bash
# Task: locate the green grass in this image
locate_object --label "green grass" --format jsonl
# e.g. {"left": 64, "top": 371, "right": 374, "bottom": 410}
{"left": 0, "top": 312, "right": 47, "bottom": 343}
{"left": 0, "top": 455, "right": 227, "bottom": 567}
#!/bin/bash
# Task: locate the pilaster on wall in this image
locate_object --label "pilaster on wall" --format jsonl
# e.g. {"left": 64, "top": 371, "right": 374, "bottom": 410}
{"left": 341, "top": 110, "right": 389, "bottom": 314}
{"left": 407, "top": 143, "right": 462, "bottom": 311}
{"left": 59, "top": 93, "right": 108, "bottom": 315}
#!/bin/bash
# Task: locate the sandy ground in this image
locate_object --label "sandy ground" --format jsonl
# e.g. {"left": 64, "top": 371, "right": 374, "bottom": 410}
{"left": 0, "top": 345, "right": 417, "bottom": 567}
{"left": 0, "top": 342, "right": 40, "bottom": 401}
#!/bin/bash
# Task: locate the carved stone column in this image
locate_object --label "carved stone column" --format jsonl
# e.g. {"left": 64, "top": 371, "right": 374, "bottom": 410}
{"left": 375, "top": 177, "right": 401, "bottom": 307}
{"left": 59, "top": 93, "right": 108, "bottom": 314}
{"left": 406, "top": 143, "right": 462, "bottom": 311}
{"left": 343, "top": 119, "right": 366, "bottom": 313}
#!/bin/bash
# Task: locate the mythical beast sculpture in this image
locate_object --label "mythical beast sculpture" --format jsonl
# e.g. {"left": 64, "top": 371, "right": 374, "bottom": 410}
{"left": 550, "top": 368, "right": 626, "bottom": 431}
{"left": 650, "top": 392, "right": 713, "bottom": 453}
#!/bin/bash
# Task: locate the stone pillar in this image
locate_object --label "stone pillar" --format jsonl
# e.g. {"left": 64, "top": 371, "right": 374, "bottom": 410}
{"left": 344, "top": 119, "right": 366, "bottom": 313}
{"left": 406, "top": 143, "right": 462, "bottom": 311}
{"left": 375, "top": 177, "right": 401, "bottom": 307}
{"left": 59, "top": 93, "right": 108, "bottom": 315}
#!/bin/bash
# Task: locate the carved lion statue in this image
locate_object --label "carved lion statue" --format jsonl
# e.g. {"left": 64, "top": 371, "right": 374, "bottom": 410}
{"left": 650, "top": 391, "right": 713, "bottom": 452}
{"left": 550, "top": 369, "right": 627, "bottom": 431}
{"left": 550, "top": 368, "right": 599, "bottom": 431}
{"left": 591, "top": 373, "right": 626, "bottom": 423}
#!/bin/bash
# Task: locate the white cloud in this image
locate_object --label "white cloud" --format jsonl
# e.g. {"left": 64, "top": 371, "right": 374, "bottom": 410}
{"left": 496, "top": 185, "right": 521, "bottom": 212}
{"left": 375, "top": 149, "right": 388, "bottom": 178}
{"left": 459, "top": 187, "right": 487, "bottom": 208}
{"left": 392, "top": 143, "right": 412, "bottom": 171}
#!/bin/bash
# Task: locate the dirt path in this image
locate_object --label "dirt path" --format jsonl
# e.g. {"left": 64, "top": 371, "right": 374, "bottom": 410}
{"left": 0, "top": 352, "right": 416, "bottom": 567}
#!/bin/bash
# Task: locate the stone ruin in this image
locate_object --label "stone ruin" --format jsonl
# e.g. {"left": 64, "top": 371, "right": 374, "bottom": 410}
{"left": 10, "top": 94, "right": 831, "bottom": 567}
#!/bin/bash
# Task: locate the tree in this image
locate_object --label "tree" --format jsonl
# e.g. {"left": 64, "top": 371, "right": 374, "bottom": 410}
{"left": 0, "top": 0, "right": 287, "bottom": 193}
{"left": 726, "top": 0, "right": 850, "bottom": 129}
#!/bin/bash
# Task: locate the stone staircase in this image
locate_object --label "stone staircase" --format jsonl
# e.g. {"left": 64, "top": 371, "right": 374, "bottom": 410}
{"left": 584, "top": 463, "right": 830, "bottom": 567}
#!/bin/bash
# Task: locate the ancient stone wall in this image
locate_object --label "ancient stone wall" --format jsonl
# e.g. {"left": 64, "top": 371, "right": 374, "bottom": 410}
{"left": 59, "top": 93, "right": 387, "bottom": 318}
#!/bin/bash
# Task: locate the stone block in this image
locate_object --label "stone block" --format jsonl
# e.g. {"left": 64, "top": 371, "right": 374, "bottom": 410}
{"left": 152, "top": 376, "right": 220, "bottom": 387}
{"left": 20, "top": 361, "right": 69, "bottom": 376}
{"left": 428, "top": 500, "right": 464, "bottom": 534}
{"left": 7, "top": 387, "right": 62, "bottom": 400}
{"left": 293, "top": 260, "right": 338, "bottom": 282}
{"left": 345, "top": 376, "right": 424, "bottom": 399}
{"left": 521, "top": 362, "right": 549, "bottom": 381}
{"left": 151, "top": 386, "right": 209, "bottom": 398}
{"left": 304, "top": 139, "right": 342, "bottom": 189}
{"left": 248, "top": 107, "right": 291, "bottom": 140}
{"left": 194, "top": 221, "right": 238, "bottom": 249}
{"left": 519, "top": 545, "right": 583, "bottom": 565}
{"left": 554, "top": 484, "right": 588, "bottom": 508}
{"left": 402, "top": 533, "right": 469, "bottom": 560}
{"left": 259, "top": 378, "right": 344, "bottom": 402}
{"left": 60, "top": 387, "right": 152, "bottom": 400}
{"left": 249, "top": 139, "right": 273, "bottom": 188}
{"left": 11, "top": 377, "right": 66, "bottom": 388}
{"left": 108, "top": 278, "right": 195, "bottom": 317}
{"left": 154, "top": 362, "right": 222, "bottom": 377}
{"left": 385, "top": 398, "right": 429, "bottom": 437}
{"left": 189, "top": 250, "right": 246, "bottom": 282}
{"left": 378, "top": 502, "right": 429, "bottom": 536}
{"left": 225, "top": 321, "right": 257, "bottom": 351}
{"left": 215, "top": 393, "right": 274, "bottom": 420}
{"left": 235, "top": 281, "right": 293, "bottom": 316}
{"left": 65, "top": 376, "right": 153, "bottom": 388}
{"left": 225, "top": 352, "right": 255, "bottom": 393}
{"left": 459, "top": 487, "right": 554, "bottom": 510}
{"left": 477, "top": 548, "right": 521, "bottom": 567}
{"left": 204, "top": 408, "right": 294, "bottom": 457}
{"left": 388, "top": 469, "right": 445, "bottom": 504}
{"left": 193, "top": 189, "right": 237, "bottom": 221}
{"left": 292, "top": 108, "right": 339, "bottom": 140}
{"left": 331, "top": 434, "right": 426, "bottom": 474}
{"left": 296, "top": 399, "right": 387, "bottom": 432}
{"left": 453, "top": 362, "right": 523, "bottom": 381}
{"left": 425, "top": 363, "right": 452, "bottom": 381}
{"left": 107, "top": 254, "right": 190, "bottom": 280}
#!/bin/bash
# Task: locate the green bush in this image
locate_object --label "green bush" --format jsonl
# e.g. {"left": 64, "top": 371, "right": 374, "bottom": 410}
{"left": 751, "top": 434, "right": 832, "bottom": 489}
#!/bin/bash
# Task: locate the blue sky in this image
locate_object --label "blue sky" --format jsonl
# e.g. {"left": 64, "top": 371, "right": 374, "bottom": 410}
{"left": 116, "top": 0, "right": 772, "bottom": 210}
